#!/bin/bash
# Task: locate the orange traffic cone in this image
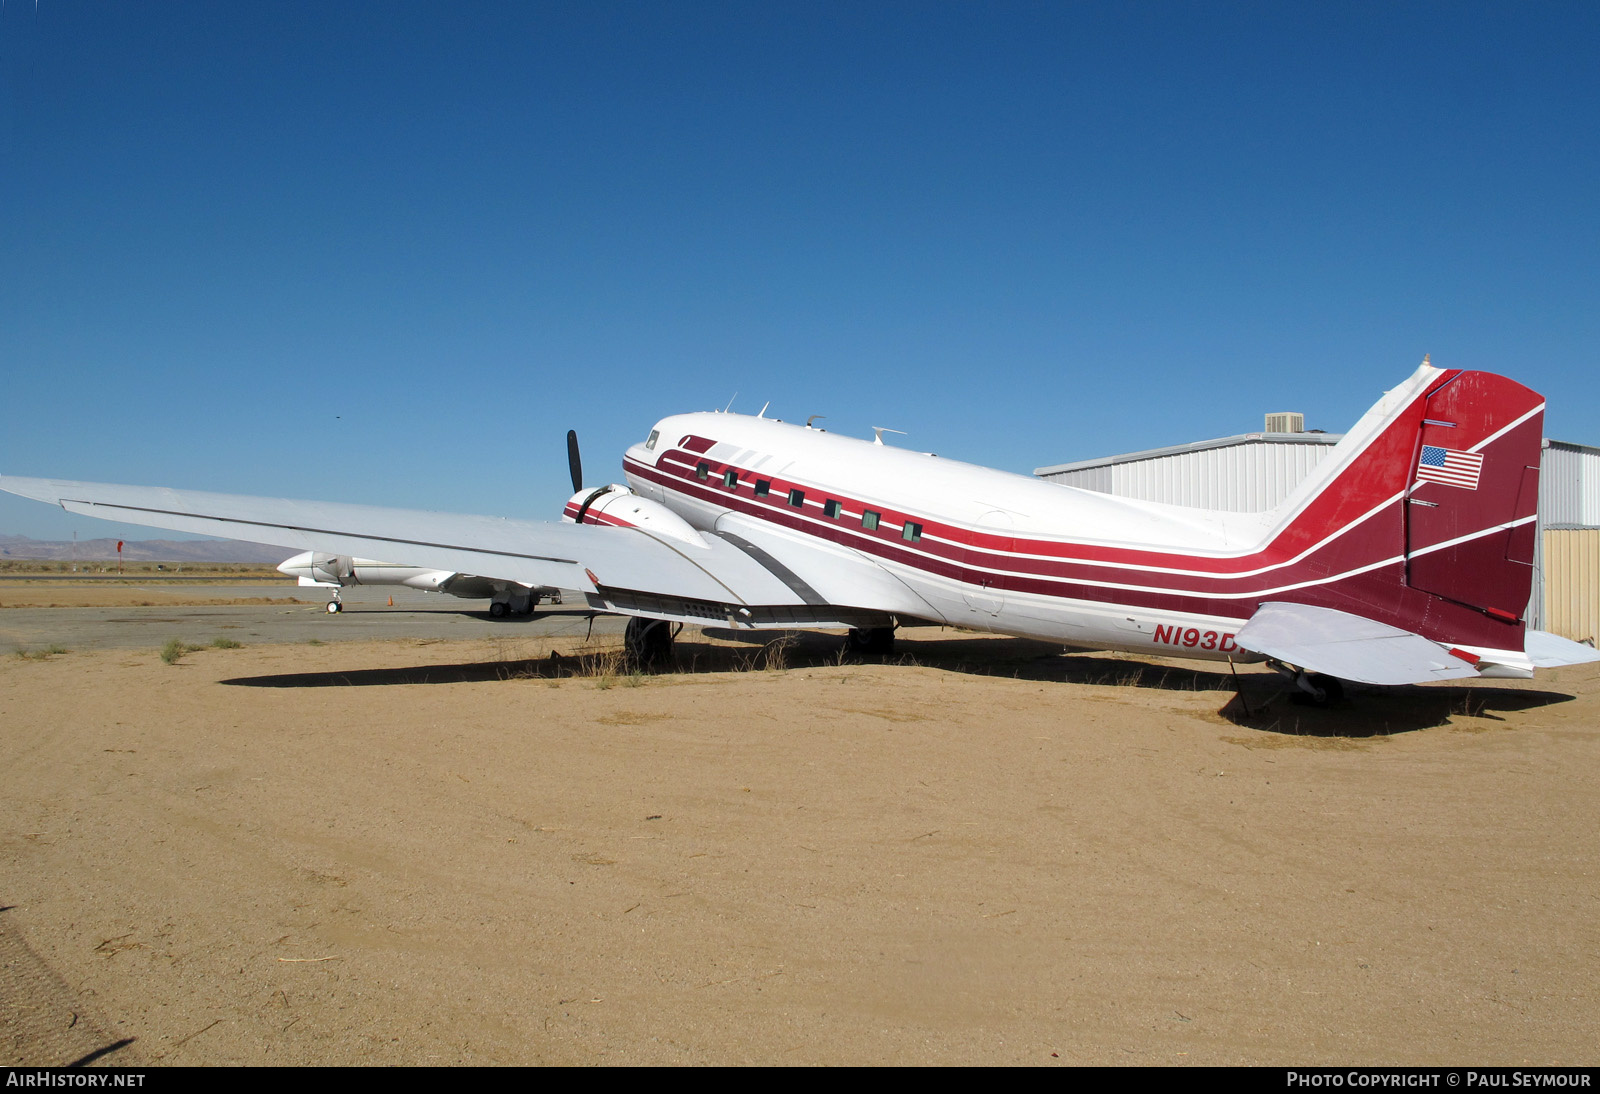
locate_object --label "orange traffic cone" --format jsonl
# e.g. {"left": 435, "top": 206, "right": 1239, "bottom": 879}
{"left": 387, "top": 595, "right": 393, "bottom": 606}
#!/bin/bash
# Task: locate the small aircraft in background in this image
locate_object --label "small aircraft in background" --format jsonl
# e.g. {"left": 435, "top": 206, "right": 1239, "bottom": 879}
{"left": 275, "top": 551, "right": 561, "bottom": 616}
{"left": 5, "top": 360, "right": 1596, "bottom": 701}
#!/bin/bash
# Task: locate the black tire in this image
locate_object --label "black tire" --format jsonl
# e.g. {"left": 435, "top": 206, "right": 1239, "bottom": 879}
{"left": 847, "top": 626, "right": 895, "bottom": 656}
{"left": 1291, "top": 673, "right": 1345, "bottom": 706}
{"left": 489, "top": 601, "right": 508, "bottom": 618}
{"left": 1309, "top": 674, "right": 1344, "bottom": 705}
{"left": 625, "top": 618, "right": 674, "bottom": 671}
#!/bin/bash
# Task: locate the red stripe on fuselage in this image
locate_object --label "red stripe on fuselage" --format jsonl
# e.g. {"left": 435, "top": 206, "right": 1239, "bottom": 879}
{"left": 664, "top": 400, "right": 1438, "bottom": 576}
{"left": 621, "top": 371, "right": 1531, "bottom": 648}
{"left": 626, "top": 454, "right": 1395, "bottom": 602}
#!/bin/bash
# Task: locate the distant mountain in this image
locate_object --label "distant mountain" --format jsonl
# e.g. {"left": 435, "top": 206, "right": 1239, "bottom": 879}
{"left": 0, "top": 534, "right": 291, "bottom": 563}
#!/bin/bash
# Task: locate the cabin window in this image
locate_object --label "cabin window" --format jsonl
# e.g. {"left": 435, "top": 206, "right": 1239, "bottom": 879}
{"left": 862, "top": 510, "right": 880, "bottom": 531}
{"left": 755, "top": 480, "right": 771, "bottom": 498}
{"left": 723, "top": 469, "right": 739, "bottom": 490}
{"left": 696, "top": 462, "right": 709, "bottom": 482}
{"left": 902, "top": 521, "right": 922, "bottom": 542}
{"left": 788, "top": 489, "right": 805, "bottom": 508}
{"left": 645, "top": 430, "right": 659, "bottom": 451}
{"left": 823, "top": 499, "right": 841, "bottom": 519}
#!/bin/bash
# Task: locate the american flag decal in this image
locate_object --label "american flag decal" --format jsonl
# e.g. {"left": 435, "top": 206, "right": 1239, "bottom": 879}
{"left": 1417, "top": 444, "right": 1484, "bottom": 490}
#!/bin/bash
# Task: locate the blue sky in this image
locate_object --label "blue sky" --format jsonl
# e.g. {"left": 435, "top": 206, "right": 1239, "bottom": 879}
{"left": 3, "top": 1, "right": 1597, "bottom": 541}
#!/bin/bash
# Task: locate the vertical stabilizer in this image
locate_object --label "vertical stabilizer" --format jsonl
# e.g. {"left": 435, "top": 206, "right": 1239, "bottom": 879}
{"left": 1403, "top": 371, "right": 1543, "bottom": 620}
{"left": 1252, "top": 365, "right": 1543, "bottom": 658}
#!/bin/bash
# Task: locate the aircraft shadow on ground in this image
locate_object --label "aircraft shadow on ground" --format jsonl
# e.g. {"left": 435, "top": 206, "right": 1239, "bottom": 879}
{"left": 878, "top": 635, "right": 1576, "bottom": 737}
{"left": 458, "top": 607, "right": 601, "bottom": 622}
{"left": 219, "top": 628, "right": 1576, "bottom": 738}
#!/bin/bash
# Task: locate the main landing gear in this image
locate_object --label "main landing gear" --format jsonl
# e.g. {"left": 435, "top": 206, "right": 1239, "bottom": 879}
{"left": 847, "top": 626, "right": 895, "bottom": 657}
{"left": 326, "top": 596, "right": 343, "bottom": 614}
{"left": 624, "top": 618, "right": 677, "bottom": 670}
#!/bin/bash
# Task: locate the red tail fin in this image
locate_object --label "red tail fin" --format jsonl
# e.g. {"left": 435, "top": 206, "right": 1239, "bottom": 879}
{"left": 1263, "top": 366, "right": 1543, "bottom": 654}
{"left": 1403, "top": 370, "right": 1543, "bottom": 621}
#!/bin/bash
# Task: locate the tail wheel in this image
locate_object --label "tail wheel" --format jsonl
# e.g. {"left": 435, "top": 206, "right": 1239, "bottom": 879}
{"left": 1290, "top": 673, "right": 1345, "bottom": 707}
{"left": 1308, "top": 674, "right": 1344, "bottom": 705}
{"left": 1268, "top": 659, "right": 1347, "bottom": 707}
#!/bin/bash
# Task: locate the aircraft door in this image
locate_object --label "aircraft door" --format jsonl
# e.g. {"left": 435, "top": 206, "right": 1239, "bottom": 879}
{"left": 961, "top": 510, "right": 1012, "bottom": 616}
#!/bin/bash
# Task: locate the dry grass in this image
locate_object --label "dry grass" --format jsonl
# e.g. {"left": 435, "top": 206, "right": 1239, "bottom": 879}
{"left": 160, "top": 637, "right": 242, "bottom": 663}
{"left": 160, "top": 638, "right": 204, "bottom": 664}
{"left": 12, "top": 643, "right": 70, "bottom": 661}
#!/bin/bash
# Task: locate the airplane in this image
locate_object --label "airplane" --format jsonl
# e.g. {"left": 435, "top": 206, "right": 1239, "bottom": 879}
{"left": 275, "top": 551, "right": 562, "bottom": 616}
{"left": 4, "top": 360, "right": 1597, "bottom": 703}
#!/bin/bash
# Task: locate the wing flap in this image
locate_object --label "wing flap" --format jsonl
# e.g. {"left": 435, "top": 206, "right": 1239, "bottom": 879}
{"left": 1235, "top": 601, "right": 1480, "bottom": 685}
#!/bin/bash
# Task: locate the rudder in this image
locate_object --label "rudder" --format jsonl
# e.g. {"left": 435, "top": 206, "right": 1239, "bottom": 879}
{"left": 1403, "top": 370, "right": 1544, "bottom": 622}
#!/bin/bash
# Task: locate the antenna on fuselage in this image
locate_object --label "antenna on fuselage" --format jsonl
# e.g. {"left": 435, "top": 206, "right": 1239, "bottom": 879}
{"left": 722, "top": 392, "right": 739, "bottom": 413}
{"left": 757, "top": 401, "right": 770, "bottom": 419}
{"left": 872, "top": 426, "right": 907, "bottom": 446}
{"left": 805, "top": 415, "right": 826, "bottom": 430}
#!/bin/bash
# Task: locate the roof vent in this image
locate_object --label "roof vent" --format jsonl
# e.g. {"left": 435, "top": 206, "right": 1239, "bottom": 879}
{"left": 1265, "top": 411, "right": 1304, "bottom": 434}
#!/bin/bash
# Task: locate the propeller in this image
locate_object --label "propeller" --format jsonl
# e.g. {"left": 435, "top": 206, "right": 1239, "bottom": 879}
{"left": 566, "top": 429, "right": 583, "bottom": 493}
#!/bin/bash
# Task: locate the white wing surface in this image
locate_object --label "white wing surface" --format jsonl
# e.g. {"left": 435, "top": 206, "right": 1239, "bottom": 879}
{"left": 0, "top": 475, "right": 809, "bottom": 611}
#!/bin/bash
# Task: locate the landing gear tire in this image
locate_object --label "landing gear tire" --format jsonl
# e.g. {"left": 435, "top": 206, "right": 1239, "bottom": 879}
{"left": 1308, "top": 674, "right": 1344, "bottom": 705}
{"left": 847, "top": 626, "right": 895, "bottom": 657}
{"left": 624, "top": 618, "right": 675, "bottom": 671}
{"left": 489, "top": 601, "right": 509, "bottom": 619}
{"left": 326, "top": 600, "right": 342, "bottom": 614}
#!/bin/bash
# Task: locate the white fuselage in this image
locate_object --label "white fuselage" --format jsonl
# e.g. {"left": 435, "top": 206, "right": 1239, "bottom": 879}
{"left": 618, "top": 412, "right": 1272, "bottom": 662}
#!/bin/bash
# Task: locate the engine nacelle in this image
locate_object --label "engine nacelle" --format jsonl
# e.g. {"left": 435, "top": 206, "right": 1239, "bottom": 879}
{"left": 561, "top": 484, "right": 707, "bottom": 548}
{"left": 278, "top": 550, "right": 355, "bottom": 586}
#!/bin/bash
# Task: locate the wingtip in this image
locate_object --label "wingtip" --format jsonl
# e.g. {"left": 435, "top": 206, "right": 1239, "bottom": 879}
{"left": 0, "top": 475, "right": 62, "bottom": 505}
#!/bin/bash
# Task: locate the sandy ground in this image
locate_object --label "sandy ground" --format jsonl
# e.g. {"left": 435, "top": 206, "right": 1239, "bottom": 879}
{"left": 3, "top": 611, "right": 1598, "bottom": 1066}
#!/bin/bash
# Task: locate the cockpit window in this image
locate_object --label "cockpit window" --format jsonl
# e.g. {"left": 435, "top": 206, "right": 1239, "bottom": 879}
{"left": 645, "top": 430, "right": 659, "bottom": 451}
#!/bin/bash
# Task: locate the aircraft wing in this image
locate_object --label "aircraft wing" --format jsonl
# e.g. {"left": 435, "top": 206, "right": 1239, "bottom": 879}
{"left": 0, "top": 475, "right": 879, "bottom": 624}
{"left": 1234, "top": 602, "right": 1482, "bottom": 685}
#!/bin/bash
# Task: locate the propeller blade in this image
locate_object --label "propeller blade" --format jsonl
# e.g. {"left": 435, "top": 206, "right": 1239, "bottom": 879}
{"left": 566, "top": 430, "right": 583, "bottom": 493}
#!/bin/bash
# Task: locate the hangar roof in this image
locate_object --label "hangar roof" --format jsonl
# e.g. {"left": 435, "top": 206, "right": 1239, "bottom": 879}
{"left": 1034, "top": 431, "right": 1342, "bottom": 478}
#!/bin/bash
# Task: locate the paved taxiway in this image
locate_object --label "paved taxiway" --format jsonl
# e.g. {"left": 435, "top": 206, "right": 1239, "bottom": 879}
{"left": 0, "top": 584, "right": 624, "bottom": 653}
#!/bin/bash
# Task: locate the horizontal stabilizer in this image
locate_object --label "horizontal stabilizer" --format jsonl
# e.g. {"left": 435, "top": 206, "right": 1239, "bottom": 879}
{"left": 1235, "top": 602, "right": 1480, "bottom": 686}
{"left": 1524, "top": 629, "right": 1600, "bottom": 669}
